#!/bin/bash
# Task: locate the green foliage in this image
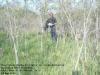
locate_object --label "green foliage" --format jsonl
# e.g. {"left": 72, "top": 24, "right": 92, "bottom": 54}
{"left": 0, "top": 30, "right": 100, "bottom": 75}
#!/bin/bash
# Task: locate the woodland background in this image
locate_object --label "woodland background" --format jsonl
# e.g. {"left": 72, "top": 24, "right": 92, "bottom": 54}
{"left": 0, "top": 0, "right": 100, "bottom": 75}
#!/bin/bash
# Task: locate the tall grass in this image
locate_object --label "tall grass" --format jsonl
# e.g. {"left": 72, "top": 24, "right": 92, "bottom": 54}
{"left": 0, "top": 30, "right": 100, "bottom": 75}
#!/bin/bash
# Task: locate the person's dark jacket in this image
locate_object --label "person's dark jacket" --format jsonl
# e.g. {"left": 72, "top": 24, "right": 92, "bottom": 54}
{"left": 44, "top": 17, "right": 57, "bottom": 30}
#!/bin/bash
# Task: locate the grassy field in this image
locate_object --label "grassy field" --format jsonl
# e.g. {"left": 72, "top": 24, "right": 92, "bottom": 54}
{"left": 0, "top": 29, "right": 100, "bottom": 75}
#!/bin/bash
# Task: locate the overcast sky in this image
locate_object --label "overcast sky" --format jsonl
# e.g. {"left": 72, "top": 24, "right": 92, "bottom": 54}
{"left": 0, "top": 0, "right": 96, "bottom": 14}
{"left": 0, "top": 0, "right": 60, "bottom": 14}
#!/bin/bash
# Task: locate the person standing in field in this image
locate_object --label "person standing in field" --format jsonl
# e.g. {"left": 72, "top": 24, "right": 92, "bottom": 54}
{"left": 44, "top": 12, "right": 57, "bottom": 43}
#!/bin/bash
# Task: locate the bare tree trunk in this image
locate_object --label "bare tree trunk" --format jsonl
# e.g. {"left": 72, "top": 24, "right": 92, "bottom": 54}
{"left": 6, "top": 2, "right": 21, "bottom": 75}
{"left": 95, "top": 12, "right": 99, "bottom": 55}
{"left": 40, "top": 0, "right": 48, "bottom": 52}
{"left": 9, "top": 25, "right": 21, "bottom": 75}
{"left": 24, "top": 0, "right": 27, "bottom": 50}
{"left": 40, "top": 15, "right": 44, "bottom": 52}
{"left": 75, "top": 0, "right": 92, "bottom": 70}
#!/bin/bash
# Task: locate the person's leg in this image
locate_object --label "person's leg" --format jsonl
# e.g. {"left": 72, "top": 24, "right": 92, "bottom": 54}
{"left": 51, "top": 26, "right": 57, "bottom": 43}
{"left": 51, "top": 31, "right": 54, "bottom": 42}
{"left": 53, "top": 31, "right": 57, "bottom": 42}
{"left": 51, "top": 32, "right": 57, "bottom": 43}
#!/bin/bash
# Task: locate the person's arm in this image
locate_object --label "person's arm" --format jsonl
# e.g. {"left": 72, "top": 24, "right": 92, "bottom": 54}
{"left": 52, "top": 18, "right": 57, "bottom": 26}
{"left": 52, "top": 23, "right": 57, "bottom": 25}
